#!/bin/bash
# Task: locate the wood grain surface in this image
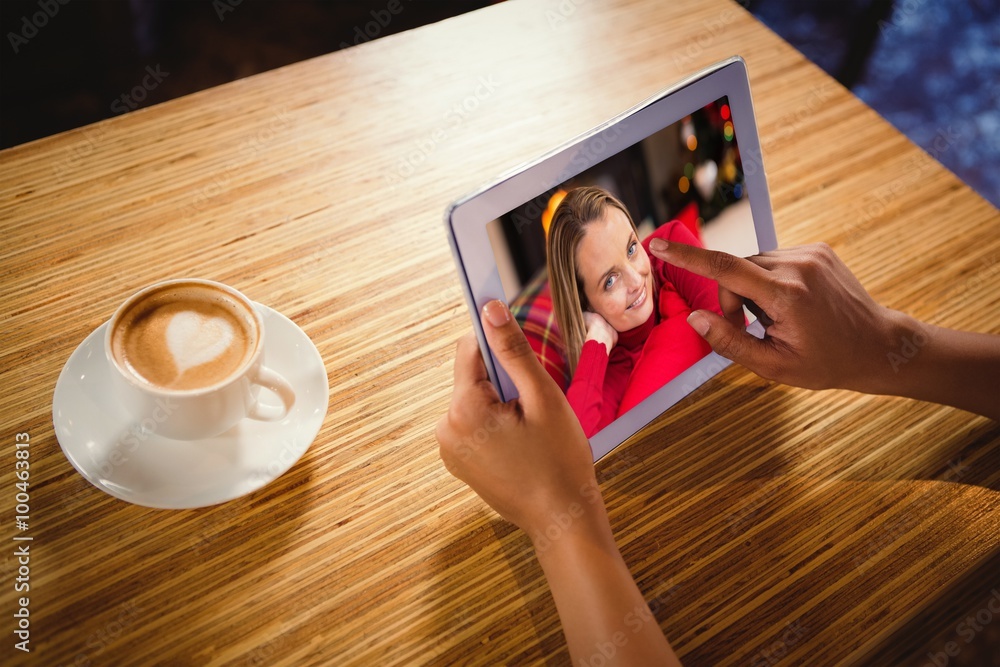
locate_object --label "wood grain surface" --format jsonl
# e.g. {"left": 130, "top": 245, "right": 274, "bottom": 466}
{"left": 1, "top": 0, "right": 998, "bottom": 664}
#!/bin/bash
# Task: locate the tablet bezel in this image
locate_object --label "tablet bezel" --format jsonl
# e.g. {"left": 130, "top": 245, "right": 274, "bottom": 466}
{"left": 445, "top": 56, "right": 776, "bottom": 461}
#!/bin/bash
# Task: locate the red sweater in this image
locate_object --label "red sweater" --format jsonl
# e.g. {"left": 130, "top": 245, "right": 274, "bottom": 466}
{"left": 566, "top": 221, "right": 724, "bottom": 437}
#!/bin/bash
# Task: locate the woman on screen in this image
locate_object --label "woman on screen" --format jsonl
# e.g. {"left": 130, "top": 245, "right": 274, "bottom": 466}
{"left": 548, "top": 186, "right": 726, "bottom": 437}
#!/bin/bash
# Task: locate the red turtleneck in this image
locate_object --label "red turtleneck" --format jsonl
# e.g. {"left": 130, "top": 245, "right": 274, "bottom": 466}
{"left": 565, "top": 221, "right": 724, "bottom": 437}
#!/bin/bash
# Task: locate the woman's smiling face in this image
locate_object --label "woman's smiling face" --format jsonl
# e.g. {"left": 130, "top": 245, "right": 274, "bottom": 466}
{"left": 575, "top": 206, "right": 655, "bottom": 333}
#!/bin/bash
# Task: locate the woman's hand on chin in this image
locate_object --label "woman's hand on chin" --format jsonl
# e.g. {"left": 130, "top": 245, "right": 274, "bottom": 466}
{"left": 583, "top": 311, "right": 618, "bottom": 351}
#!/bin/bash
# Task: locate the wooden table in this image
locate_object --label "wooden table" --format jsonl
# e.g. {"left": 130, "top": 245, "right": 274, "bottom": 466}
{"left": 2, "top": 0, "right": 999, "bottom": 664}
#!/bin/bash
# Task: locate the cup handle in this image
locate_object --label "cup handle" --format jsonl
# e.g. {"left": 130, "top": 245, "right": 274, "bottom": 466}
{"left": 247, "top": 365, "right": 296, "bottom": 422}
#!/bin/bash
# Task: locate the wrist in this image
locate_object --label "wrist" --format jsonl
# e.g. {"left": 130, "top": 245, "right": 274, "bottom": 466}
{"left": 529, "top": 490, "right": 615, "bottom": 562}
{"left": 851, "top": 307, "right": 927, "bottom": 395}
{"left": 585, "top": 331, "right": 614, "bottom": 352}
{"left": 857, "top": 309, "right": 1000, "bottom": 420}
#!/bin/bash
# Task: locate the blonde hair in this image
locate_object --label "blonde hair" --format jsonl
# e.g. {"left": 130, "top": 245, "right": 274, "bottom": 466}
{"left": 547, "top": 186, "right": 637, "bottom": 375}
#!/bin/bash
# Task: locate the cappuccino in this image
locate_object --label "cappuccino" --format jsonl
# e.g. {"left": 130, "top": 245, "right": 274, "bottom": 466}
{"left": 111, "top": 283, "right": 257, "bottom": 391}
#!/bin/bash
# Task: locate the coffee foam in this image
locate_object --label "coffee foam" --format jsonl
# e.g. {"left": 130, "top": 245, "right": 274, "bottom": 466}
{"left": 166, "top": 310, "right": 236, "bottom": 373}
{"left": 112, "top": 284, "right": 256, "bottom": 391}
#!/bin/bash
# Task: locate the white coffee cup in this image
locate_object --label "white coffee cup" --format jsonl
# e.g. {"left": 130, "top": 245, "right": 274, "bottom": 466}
{"left": 104, "top": 278, "right": 295, "bottom": 440}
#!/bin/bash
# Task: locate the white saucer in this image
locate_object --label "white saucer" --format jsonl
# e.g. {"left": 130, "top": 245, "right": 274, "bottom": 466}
{"left": 53, "top": 303, "right": 329, "bottom": 509}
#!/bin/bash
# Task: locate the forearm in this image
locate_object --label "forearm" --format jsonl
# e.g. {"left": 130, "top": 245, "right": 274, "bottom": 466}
{"left": 533, "top": 505, "right": 681, "bottom": 666}
{"left": 865, "top": 309, "right": 1000, "bottom": 420}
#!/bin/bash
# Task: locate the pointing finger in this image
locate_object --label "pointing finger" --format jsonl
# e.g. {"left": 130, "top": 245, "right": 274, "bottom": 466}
{"left": 649, "top": 239, "right": 776, "bottom": 306}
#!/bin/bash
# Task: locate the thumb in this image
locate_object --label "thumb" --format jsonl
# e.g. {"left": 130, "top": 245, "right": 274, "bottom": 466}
{"left": 687, "top": 310, "right": 767, "bottom": 371}
{"left": 481, "top": 300, "right": 554, "bottom": 402}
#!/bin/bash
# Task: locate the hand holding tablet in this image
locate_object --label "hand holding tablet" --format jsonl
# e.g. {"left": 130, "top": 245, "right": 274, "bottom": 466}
{"left": 436, "top": 301, "right": 682, "bottom": 667}
{"left": 446, "top": 57, "right": 777, "bottom": 460}
{"left": 436, "top": 302, "right": 599, "bottom": 540}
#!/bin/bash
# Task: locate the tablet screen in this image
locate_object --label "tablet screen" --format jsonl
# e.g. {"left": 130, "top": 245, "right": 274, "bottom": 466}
{"left": 484, "top": 96, "right": 757, "bottom": 439}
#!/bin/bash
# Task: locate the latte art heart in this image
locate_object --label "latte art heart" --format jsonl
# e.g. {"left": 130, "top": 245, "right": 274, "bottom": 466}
{"left": 166, "top": 311, "right": 235, "bottom": 373}
{"left": 112, "top": 283, "right": 257, "bottom": 390}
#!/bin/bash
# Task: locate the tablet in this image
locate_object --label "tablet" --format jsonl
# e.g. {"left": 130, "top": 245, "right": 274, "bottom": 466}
{"left": 445, "top": 56, "right": 776, "bottom": 461}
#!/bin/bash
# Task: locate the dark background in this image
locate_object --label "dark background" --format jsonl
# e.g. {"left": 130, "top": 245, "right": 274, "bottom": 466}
{"left": 1, "top": 0, "right": 997, "bottom": 206}
{"left": 0, "top": 0, "right": 495, "bottom": 148}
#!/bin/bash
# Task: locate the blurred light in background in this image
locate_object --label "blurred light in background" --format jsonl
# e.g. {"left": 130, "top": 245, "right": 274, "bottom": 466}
{"left": 746, "top": 0, "right": 999, "bottom": 207}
